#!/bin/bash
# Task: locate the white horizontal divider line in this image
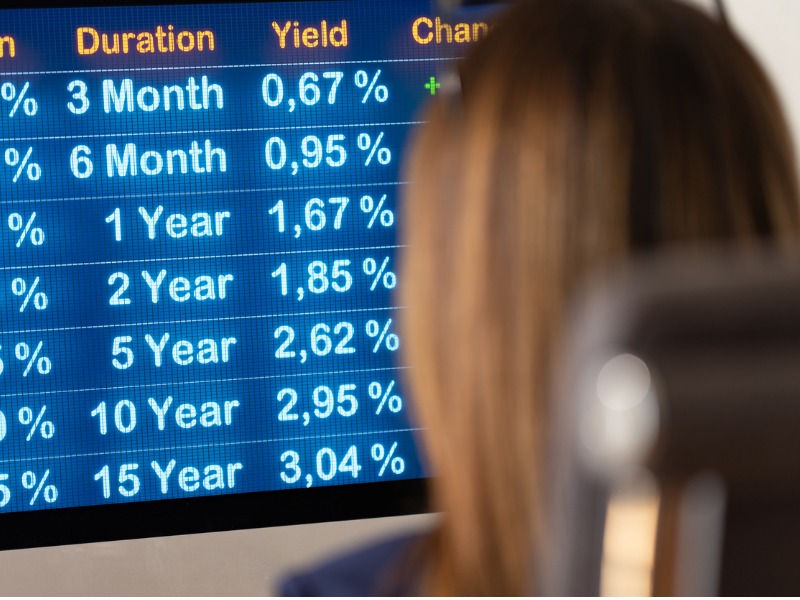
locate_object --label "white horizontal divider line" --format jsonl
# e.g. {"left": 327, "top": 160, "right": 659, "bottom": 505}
{"left": 0, "top": 180, "right": 409, "bottom": 205}
{"left": 0, "top": 244, "right": 407, "bottom": 272}
{"left": 0, "top": 365, "right": 411, "bottom": 399}
{"left": 0, "top": 304, "right": 406, "bottom": 335}
{"left": 0, "top": 56, "right": 456, "bottom": 78}
{"left": 0, "top": 120, "right": 424, "bottom": 143}
{"left": 0, "top": 366, "right": 411, "bottom": 398}
{"left": 0, "top": 427, "right": 424, "bottom": 466}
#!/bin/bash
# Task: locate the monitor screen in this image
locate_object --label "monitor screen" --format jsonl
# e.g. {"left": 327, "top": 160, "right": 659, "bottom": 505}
{"left": 0, "top": 0, "right": 495, "bottom": 549}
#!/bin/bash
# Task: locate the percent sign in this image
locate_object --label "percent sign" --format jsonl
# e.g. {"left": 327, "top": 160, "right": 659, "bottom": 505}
{"left": 363, "top": 257, "right": 397, "bottom": 291}
{"left": 354, "top": 70, "right": 389, "bottom": 104}
{"left": 21, "top": 469, "right": 58, "bottom": 506}
{"left": 0, "top": 82, "right": 38, "bottom": 117}
{"left": 7, "top": 212, "right": 45, "bottom": 247}
{"left": 360, "top": 195, "right": 394, "bottom": 229}
{"left": 366, "top": 319, "right": 400, "bottom": 353}
{"left": 15, "top": 342, "right": 52, "bottom": 377}
{"left": 18, "top": 405, "right": 55, "bottom": 441}
{"left": 371, "top": 442, "right": 406, "bottom": 476}
{"left": 369, "top": 380, "right": 403, "bottom": 415}
{"left": 5, "top": 148, "right": 41, "bottom": 182}
{"left": 11, "top": 277, "right": 48, "bottom": 312}
{"left": 357, "top": 133, "right": 392, "bottom": 167}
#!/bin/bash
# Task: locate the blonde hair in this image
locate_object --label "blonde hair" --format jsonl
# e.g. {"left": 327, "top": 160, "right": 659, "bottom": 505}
{"left": 400, "top": 0, "right": 800, "bottom": 595}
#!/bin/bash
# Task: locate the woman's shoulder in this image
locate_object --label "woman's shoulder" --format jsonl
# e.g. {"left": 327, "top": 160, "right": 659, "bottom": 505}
{"left": 280, "top": 531, "right": 426, "bottom": 597}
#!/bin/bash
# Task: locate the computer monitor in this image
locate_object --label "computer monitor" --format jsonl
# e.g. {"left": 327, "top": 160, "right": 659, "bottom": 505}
{"left": 0, "top": 0, "right": 496, "bottom": 550}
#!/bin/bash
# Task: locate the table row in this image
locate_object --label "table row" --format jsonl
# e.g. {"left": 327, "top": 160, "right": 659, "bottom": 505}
{"left": 0, "top": 426, "right": 423, "bottom": 513}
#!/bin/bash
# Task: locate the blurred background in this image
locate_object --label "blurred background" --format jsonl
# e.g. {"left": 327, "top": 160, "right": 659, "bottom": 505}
{"left": 692, "top": 0, "right": 800, "bottom": 150}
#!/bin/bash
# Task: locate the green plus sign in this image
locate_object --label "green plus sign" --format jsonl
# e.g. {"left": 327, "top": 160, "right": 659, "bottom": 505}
{"left": 425, "top": 76, "right": 441, "bottom": 96}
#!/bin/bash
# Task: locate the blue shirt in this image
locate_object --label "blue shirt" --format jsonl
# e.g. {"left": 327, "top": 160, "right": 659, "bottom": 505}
{"left": 280, "top": 532, "right": 425, "bottom": 596}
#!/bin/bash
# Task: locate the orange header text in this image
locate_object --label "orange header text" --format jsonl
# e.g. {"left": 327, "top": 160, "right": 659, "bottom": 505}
{"left": 272, "top": 20, "right": 349, "bottom": 49}
{"left": 77, "top": 26, "right": 216, "bottom": 56}
{"left": 0, "top": 36, "right": 15, "bottom": 58}
{"left": 412, "top": 16, "right": 489, "bottom": 45}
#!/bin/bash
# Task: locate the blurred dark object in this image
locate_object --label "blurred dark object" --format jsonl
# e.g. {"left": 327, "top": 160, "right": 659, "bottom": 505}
{"left": 436, "top": 0, "right": 505, "bottom": 10}
{"left": 547, "top": 248, "right": 800, "bottom": 596}
{"left": 714, "top": 0, "right": 729, "bottom": 26}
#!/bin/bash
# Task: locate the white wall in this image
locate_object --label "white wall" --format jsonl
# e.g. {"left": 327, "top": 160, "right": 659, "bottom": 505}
{"left": 729, "top": 0, "right": 800, "bottom": 147}
{"left": 688, "top": 0, "right": 800, "bottom": 156}
{"left": 0, "top": 514, "right": 437, "bottom": 596}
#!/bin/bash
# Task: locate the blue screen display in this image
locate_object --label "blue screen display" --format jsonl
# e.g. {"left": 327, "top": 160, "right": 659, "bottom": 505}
{"left": 0, "top": 0, "right": 490, "bottom": 516}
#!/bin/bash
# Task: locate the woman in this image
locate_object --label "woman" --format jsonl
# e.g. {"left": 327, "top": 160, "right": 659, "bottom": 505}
{"left": 283, "top": 0, "right": 800, "bottom": 595}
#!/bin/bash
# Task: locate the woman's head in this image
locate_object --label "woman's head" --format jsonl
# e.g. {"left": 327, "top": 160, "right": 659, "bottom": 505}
{"left": 401, "top": 0, "right": 799, "bottom": 595}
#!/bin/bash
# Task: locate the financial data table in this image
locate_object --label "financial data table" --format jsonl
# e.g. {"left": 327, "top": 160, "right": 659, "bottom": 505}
{"left": 0, "top": 1, "right": 490, "bottom": 514}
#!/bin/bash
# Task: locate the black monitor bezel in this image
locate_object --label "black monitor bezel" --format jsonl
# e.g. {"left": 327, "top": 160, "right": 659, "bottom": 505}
{"left": 0, "top": 0, "right": 430, "bottom": 551}
{"left": 0, "top": 478, "right": 429, "bottom": 551}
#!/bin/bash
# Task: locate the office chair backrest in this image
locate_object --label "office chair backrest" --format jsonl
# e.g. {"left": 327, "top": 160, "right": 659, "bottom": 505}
{"left": 545, "top": 247, "right": 800, "bottom": 596}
